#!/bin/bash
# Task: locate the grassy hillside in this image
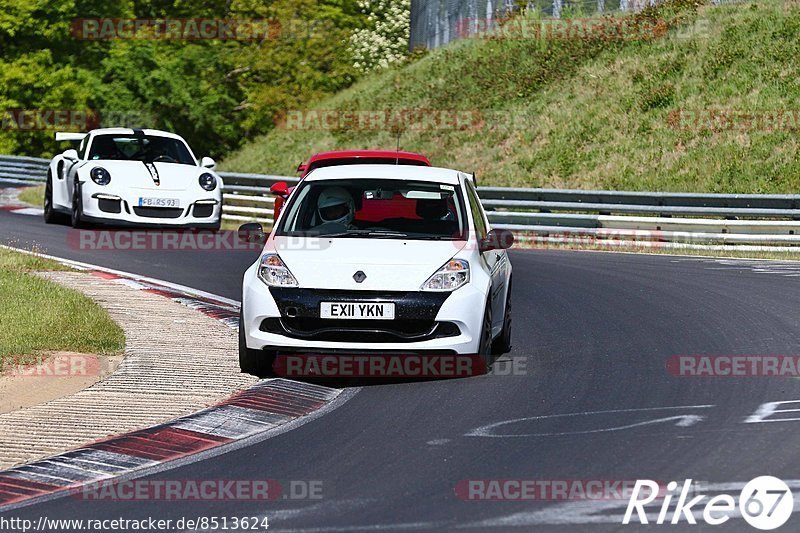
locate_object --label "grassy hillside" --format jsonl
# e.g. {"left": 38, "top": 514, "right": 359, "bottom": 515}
{"left": 221, "top": 0, "right": 800, "bottom": 193}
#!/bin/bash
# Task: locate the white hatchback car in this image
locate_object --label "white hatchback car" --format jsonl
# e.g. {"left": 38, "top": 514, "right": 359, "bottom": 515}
{"left": 46, "top": 128, "right": 222, "bottom": 229}
{"left": 239, "top": 165, "right": 513, "bottom": 377}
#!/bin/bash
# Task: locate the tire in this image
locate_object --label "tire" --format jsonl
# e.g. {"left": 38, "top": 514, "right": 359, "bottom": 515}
{"left": 70, "top": 181, "right": 85, "bottom": 229}
{"left": 238, "top": 310, "right": 275, "bottom": 377}
{"left": 43, "top": 172, "right": 64, "bottom": 224}
{"left": 477, "top": 300, "right": 494, "bottom": 374}
{"left": 492, "top": 279, "right": 512, "bottom": 355}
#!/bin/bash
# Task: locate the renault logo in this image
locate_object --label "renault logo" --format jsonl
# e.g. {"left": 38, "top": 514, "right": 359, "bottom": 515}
{"left": 353, "top": 271, "right": 366, "bottom": 283}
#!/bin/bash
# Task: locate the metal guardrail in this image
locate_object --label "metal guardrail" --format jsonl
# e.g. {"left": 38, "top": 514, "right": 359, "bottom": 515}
{"left": 3, "top": 155, "right": 800, "bottom": 248}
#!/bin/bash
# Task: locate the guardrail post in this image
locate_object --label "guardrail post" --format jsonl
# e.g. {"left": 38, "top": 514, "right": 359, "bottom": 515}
{"left": 553, "top": 0, "right": 562, "bottom": 18}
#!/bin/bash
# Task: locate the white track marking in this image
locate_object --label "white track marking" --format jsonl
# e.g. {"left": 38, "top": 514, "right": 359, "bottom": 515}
{"left": 0, "top": 244, "right": 240, "bottom": 306}
{"left": 466, "top": 405, "right": 714, "bottom": 438}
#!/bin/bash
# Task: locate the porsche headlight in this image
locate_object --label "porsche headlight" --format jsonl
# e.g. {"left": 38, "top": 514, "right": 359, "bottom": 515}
{"left": 421, "top": 258, "right": 470, "bottom": 292}
{"left": 199, "top": 173, "right": 217, "bottom": 191}
{"left": 257, "top": 254, "right": 298, "bottom": 287}
{"left": 90, "top": 167, "right": 111, "bottom": 186}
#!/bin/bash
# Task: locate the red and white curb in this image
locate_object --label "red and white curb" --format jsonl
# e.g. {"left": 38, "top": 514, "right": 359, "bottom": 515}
{"left": 0, "top": 246, "right": 350, "bottom": 511}
{"left": 0, "top": 379, "right": 339, "bottom": 509}
{"left": 88, "top": 270, "right": 240, "bottom": 329}
{"left": 0, "top": 205, "right": 43, "bottom": 216}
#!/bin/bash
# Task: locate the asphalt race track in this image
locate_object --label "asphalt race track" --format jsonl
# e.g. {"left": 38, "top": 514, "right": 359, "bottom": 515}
{"left": 3, "top": 184, "right": 800, "bottom": 531}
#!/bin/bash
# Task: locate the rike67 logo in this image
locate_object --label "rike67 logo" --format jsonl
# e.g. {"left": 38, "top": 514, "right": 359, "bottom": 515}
{"left": 623, "top": 477, "right": 793, "bottom": 530}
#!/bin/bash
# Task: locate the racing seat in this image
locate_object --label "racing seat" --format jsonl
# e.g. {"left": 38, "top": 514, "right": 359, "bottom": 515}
{"left": 414, "top": 199, "right": 457, "bottom": 236}
{"left": 89, "top": 137, "right": 121, "bottom": 160}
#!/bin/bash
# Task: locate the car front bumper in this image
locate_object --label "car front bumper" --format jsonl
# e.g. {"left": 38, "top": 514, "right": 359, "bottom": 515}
{"left": 242, "top": 264, "right": 486, "bottom": 356}
{"left": 79, "top": 191, "right": 221, "bottom": 228}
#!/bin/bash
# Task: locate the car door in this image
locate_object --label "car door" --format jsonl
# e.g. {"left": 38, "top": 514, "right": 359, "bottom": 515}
{"left": 465, "top": 178, "right": 505, "bottom": 332}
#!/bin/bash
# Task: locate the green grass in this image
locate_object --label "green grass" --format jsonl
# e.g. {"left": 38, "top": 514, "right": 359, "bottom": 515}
{"left": 221, "top": 0, "right": 800, "bottom": 193}
{"left": 0, "top": 245, "right": 73, "bottom": 272}
{"left": 0, "top": 247, "right": 125, "bottom": 365}
{"left": 18, "top": 185, "right": 44, "bottom": 207}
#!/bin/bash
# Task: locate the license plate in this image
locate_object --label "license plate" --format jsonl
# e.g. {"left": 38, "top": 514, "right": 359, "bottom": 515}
{"left": 138, "top": 197, "right": 180, "bottom": 208}
{"left": 320, "top": 302, "right": 395, "bottom": 320}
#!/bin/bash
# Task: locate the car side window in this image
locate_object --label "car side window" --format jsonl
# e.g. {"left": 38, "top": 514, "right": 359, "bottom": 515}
{"left": 77, "top": 136, "right": 88, "bottom": 160}
{"left": 465, "top": 179, "right": 487, "bottom": 240}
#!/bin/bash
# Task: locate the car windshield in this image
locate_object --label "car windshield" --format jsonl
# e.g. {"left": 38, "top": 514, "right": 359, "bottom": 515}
{"left": 277, "top": 179, "right": 467, "bottom": 240}
{"left": 87, "top": 134, "right": 195, "bottom": 165}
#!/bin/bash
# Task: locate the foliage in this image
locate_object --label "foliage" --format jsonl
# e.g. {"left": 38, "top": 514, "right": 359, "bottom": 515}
{"left": 222, "top": 0, "right": 800, "bottom": 194}
{"left": 0, "top": 0, "right": 368, "bottom": 158}
{"left": 349, "top": 0, "right": 411, "bottom": 72}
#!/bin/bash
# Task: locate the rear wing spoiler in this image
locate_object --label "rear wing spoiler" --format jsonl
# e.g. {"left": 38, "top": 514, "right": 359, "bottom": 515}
{"left": 55, "top": 132, "right": 88, "bottom": 142}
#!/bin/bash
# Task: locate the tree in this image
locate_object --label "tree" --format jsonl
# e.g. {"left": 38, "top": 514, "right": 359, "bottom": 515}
{"left": 348, "top": 0, "right": 410, "bottom": 72}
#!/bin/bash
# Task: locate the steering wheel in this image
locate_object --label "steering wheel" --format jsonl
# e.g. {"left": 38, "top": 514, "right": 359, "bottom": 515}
{"left": 153, "top": 155, "right": 177, "bottom": 163}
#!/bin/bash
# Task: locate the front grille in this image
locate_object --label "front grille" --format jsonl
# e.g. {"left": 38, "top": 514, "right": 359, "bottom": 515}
{"left": 133, "top": 206, "right": 184, "bottom": 219}
{"left": 264, "top": 288, "right": 454, "bottom": 342}
{"left": 268, "top": 288, "right": 450, "bottom": 321}
{"left": 98, "top": 198, "right": 121, "bottom": 214}
{"left": 192, "top": 204, "right": 213, "bottom": 218}
{"left": 260, "top": 317, "right": 460, "bottom": 343}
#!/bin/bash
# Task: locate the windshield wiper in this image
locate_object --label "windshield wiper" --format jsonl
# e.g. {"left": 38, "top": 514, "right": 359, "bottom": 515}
{"left": 413, "top": 235, "right": 458, "bottom": 240}
{"left": 318, "top": 230, "right": 409, "bottom": 238}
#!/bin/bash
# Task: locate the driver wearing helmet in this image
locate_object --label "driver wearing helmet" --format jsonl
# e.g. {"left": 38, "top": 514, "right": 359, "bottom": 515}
{"left": 316, "top": 186, "right": 355, "bottom": 228}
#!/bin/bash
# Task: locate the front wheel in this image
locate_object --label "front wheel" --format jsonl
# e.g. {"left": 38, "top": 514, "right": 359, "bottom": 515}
{"left": 477, "top": 301, "right": 494, "bottom": 374}
{"left": 492, "top": 280, "right": 512, "bottom": 355}
{"left": 70, "top": 181, "right": 85, "bottom": 229}
{"left": 43, "top": 172, "right": 63, "bottom": 224}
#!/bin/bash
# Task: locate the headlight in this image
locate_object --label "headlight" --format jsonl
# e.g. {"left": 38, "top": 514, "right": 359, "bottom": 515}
{"left": 90, "top": 167, "right": 111, "bottom": 185}
{"left": 199, "top": 173, "right": 217, "bottom": 191}
{"left": 421, "top": 258, "right": 470, "bottom": 292}
{"left": 257, "top": 254, "right": 298, "bottom": 287}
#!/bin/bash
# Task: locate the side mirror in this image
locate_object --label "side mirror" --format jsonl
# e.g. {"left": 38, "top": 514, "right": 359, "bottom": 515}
{"left": 200, "top": 156, "right": 216, "bottom": 169}
{"left": 296, "top": 163, "right": 307, "bottom": 174}
{"left": 238, "top": 223, "right": 267, "bottom": 244}
{"left": 63, "top": 149, "right": 79, "bottom": 161}
{"left": 270, "top": 181, "right": 289, "bottom": 198}
{"left": 479, "top": 229, "right": 514, "bottom": 252}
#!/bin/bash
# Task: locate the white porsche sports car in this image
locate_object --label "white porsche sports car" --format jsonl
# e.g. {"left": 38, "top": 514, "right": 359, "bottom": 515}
{"left": 238, "top": 164, "right": 514, "bottom": 378}
{"left": 45, "top": 128, "right": 222, "bottom": 229}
